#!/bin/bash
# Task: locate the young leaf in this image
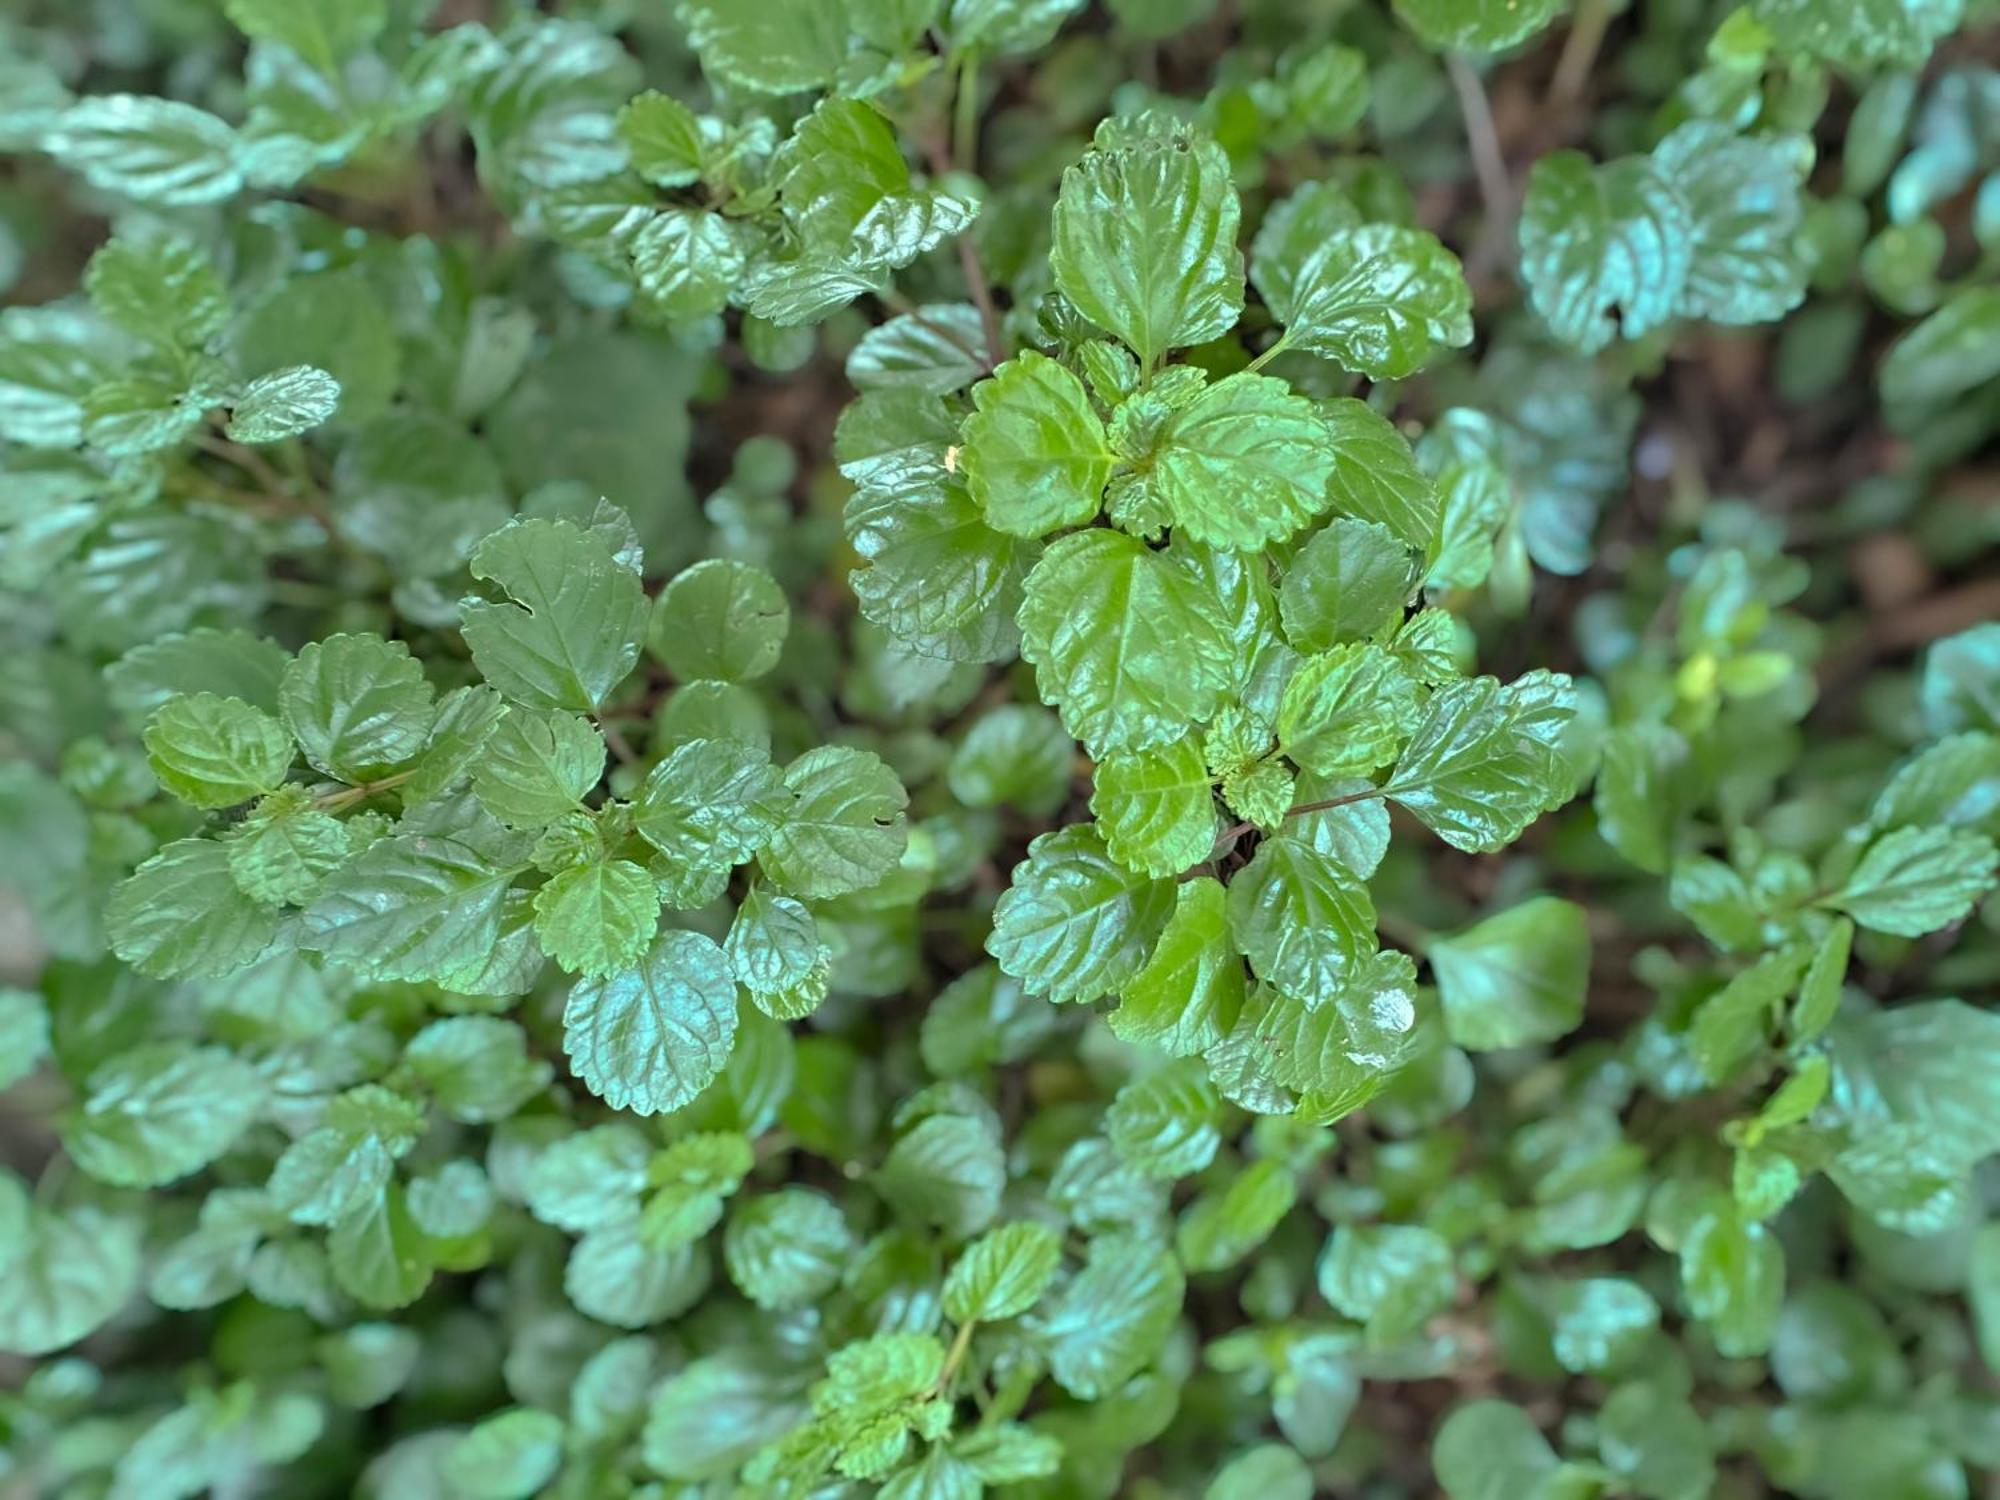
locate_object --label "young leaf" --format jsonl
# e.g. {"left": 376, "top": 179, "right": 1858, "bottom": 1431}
{"left": 648, "top": 559, "right": 789, "bottom": 684}
{"left": 1385, "top": 671, "right": 1577, "bottom": 852}
{"left": 1034, "top": 1231, "right": 1184, "bottom": 1398}
{"left": 562, "top": 929, "right": 739, "bottom": 1116}
{"left": 1227, "top": 835, "right": 1376, "bottom": 1006}
{"left": 961, "top": 351, "right": 1112, "bottom": 538}
{"left": 943, "top": 1221, "right": 1063, "bottom": 1322}
{"left": 1428, "top": 896, "right": 1590, "bottom": 1051}
{"left": 1090, "top": 733, "right": 1216, "bottom": 878}
{"left": 1049, "top": 120, "right": 1244, "bottom": 369}
{"left": 143, "top": 693, "right": 293, "bottom": 809}
{"left": 1017, "top": 529, "right": 1232, "bottom": 757}
{"left": 988, "top": 825, "right": 1175, "bottom": 1004}
{"left": 461, "top": 518, "right": 647, "bottom": 713}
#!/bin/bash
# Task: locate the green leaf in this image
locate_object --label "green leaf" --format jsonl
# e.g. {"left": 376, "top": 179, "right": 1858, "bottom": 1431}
{"left": 108, "top": 839, "right": 281, "bottom": 979}
{"left": 1035, "top": 1230, "right": 1184, "bottom": 1397}
{"left": 1319, "top": 398, "right": 1439, "bottom": 552}
{"left": 1144, "top": 372, "right": 1336, "bottom": 549}
{"left": 280, "top": 633, "right": 436, "bottom": 784}
{"left": 328, "top": 1182, "right": 434, "bottom": 1311}
{"left": 1278, "top": 518, "right": 1414, "bottom": 653}
{"left": 226, "top": 365, "right": 341, "bottom": 443}
{"left": 1870, "top": 731, "right": 2000, "bottom": 835}
{"left": 1018, "top": 529, "right": 1232, "bottom": 757}
{"left": 0, "top": 1193, "right": 141, "bottom": 1356}
{"left": 675, "top": 0, "right": 852, "bottom": 94}
{"left": 1049, "top": 120, "right": 1244, "bottom": 369}
{"left": 83, "top": 233, "right": 228, "bottom": 346}
{"left": 1109, "top": 1058, "right": 1221, "bottom": 1179}
{"left": 1432, "top": 1402, "right": 1565, "bottom": 1500}
{"left": 1882, "top": 288, "right": 2000, "bottom": 422}
{"left": 1318, "top": 1221, "right": 1453, "bottom": 1344}
{"left": 850, "top": 305, "right": 992, "bottom": 395}
{"left": 472, "top": 708, "right": 605, "bottom": 827}
{"left": 726, "top": 886, "right": 831, "bottom": 1020}
{"left": 461, "top": 518, "right": 647, "bottom": 713}
{"left": 846, "top": 462, "right": 1036, "bottom": 662}
{"left": 629, "top": 208, "right": 745, "bottom": 321}
{"left": 726, "top": 1188, "right": 852, "bottom": 1310}
{"left": 1276, "top": 643, "right": 1419, "bottom": 778}
{"left": 1790, "top": 917, "right": 1852, "bottom": 1042}
{"left": 0, "top": 989, "right": 50, "bottom": 1093}
{"left": 961, "top": 351, "right": 1112, "bottom": 539}
{"left": 1652, "top": 123, "right": 1810, "bottom": 328}
{"left": 1752, "top": 0, "right": 1963, "bottom": 71}
{"left": 300, "top": 799, "right": 529, "bottom": 982}
{"left": 759, "top": 745, "right": 909, "bottom": 900}
{"left": 989, "top": 824, "right": 1175, "bottom": 1004}
{"left": 107, "top": 628, "right": 291, "bottom": 720}
{"left": 44, "top": 95, "right": 243, "bottom": 205}
{"left": 402, "top": 1017, "right": 550, "bottom": 1124}
{"left": 1176, "top": 1156, "right": 1296, "bottom": 1272}
{"left": 648, "top": 559, "right": 789, "bottom": 684}
{"left": 1248, "top": 950, "right": 1418, "bottom": 1110}
{"left": 1544, "top": 1278, "right": 1660, "bottom": 1375}
{"left": 562, "top": 929, "right": 739, "bottom": 1116}
{"left": 633, "top": 738, "right": 784, "bottom": 879}
{"left": 618, "top": 90, "right": 704, "bottom": 188}
{"left": 950, "top": 0, "right": 1087, "bottom": 53}
{"left": 1597, "top": 1382, "right": 1714, "bottom": 1500}
{"left": 524, "top": 1124, "right": 649, "bottom": 1231}
{"left": 1429, "top": 896, "right": 1590, "bottom": 1051}
{"left": 63, "top": 1043, "right": 263, "bottom": 1188}
{"left": 874, "top": 1114, "right": 1005, "bottom": 1236}
{"left": 947, "top": 704, "right": 1074, "bottom": 816}
{"left": 226, "top": 789, "right": 352, "bottom": 904}
{"left": 643, "top": 1353, "right": 809, "bottom": 1481}
{"left": 224, "top": 0, "right": 387, "bottom": 73}
{"left": 143, "top": 693, "right": 293, "bottom": 809}
{"left": 443, "top": 1408, "right": 565, "bottom": 1500}
{"left": 1679, "top": 1202, "right": 1783, "bottom": 1358}
{"left": 1822, "top": 824, "right": 1998, "bottom": 936}
{"left": 1385, "top": 670, "right": 1577, "bottom": 852}
{"left": 1690, "top": 946, "right": 1809, "bottom": 1084}
{"left": 1120, "top": 876, "right": 1240, "bottom": 1064}
{"left": 1391, "top": 0, "right": 1566, "bottom": 52}
{"left": 533, "top": 858, "right": 661, "bottom": 977}
{"left": 1519, "top": 152, "right": 1691, "bottom": 354}
{"left": 1269, "top": 224, "right": 1471, "bottom": 379}
{"left": 1091, "top": 733, "right": 1216, "bottom": 878}
{"left": 943, "top": 1221, "right": 1063, "bottom": 1322}
{"left": 1206, "top": 1444, "right": 1312, "bottom": 1500}
{"left": 1227, "top": 835, "right": 1375, "bottom": 1005}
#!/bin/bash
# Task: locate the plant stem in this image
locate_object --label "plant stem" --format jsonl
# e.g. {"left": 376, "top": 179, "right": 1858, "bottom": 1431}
{"left": 1245, "top": 333, "right": 1292, "bottom": 374}
{"left": 1550, "top": 0, "right": 1612, "bottom": 108}
{"left": 879, "top": 287, "right": 992, "bottom": 369}
{"left": 1446, "top": 51, "right": 1514, "bottom": 254}
{"left": 601, "top": 721, "right": 639, "bottom": 766}
{"left": 953, "top": 51, "right": 982, "bottom": 177}
{"left": 948, "top": 49, "right": 1008, "bottom": 368}
{"left": 934, "top": 1317, "right": 979, "bottom": 1395}
{"left": 1208, "top": 785, "right": 1388, "bottom": 861}
{"left": 316, "top": 769, "right": 416, "bottom": 810}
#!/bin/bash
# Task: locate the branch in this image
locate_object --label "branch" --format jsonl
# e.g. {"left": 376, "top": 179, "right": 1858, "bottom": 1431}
{"left": 1446, "top": 52, "right": 1514, "bottom": 264}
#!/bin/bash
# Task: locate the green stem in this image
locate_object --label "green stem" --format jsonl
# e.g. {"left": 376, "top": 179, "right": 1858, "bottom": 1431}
{"left": 953, "top": 51, "right": 982, "bottom": 176}
{"left": 1245, "top": 332, "right": 1292, "bottom": 374}
{"left": 316, "top": 769, "right": 417, "bottom": 811}
{"left": 934, "top": 1317, "right": 979, "bottom": 1395}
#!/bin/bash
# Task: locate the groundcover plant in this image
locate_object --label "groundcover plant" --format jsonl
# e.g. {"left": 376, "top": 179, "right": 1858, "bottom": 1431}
{"left": 2, "top": 0, "right": 2000, "bottom": 1495}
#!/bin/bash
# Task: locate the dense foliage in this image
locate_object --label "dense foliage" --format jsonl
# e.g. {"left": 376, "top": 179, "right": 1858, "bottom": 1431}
{"left": 2, "top": 0, "right": 1999, "bottom": 1495}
